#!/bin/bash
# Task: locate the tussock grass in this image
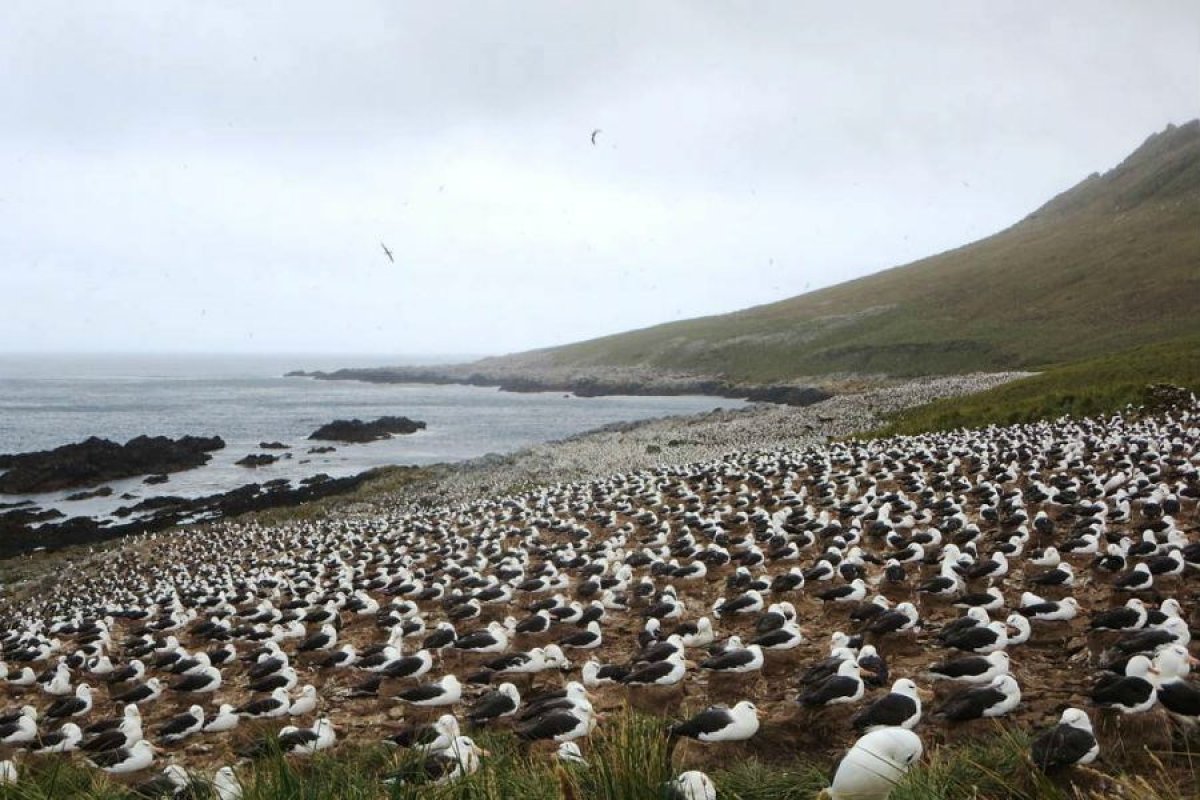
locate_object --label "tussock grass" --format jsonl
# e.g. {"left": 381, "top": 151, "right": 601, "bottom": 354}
{"left": 566, "top": 709, "right": 673, "bottom": 799}
{"left": 0, "top": 715, "right": 1195, "bottom": 800}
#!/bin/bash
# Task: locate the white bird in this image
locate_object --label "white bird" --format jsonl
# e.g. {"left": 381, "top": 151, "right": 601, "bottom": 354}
{"left": 213, "top": 766, "right": 244, "bottom": 800}
{"left": 821, "top": 728, "right": 923, "bottom": 800}
{"left": 279, "top": 717, "right": 336, "bottom": 755}
{"left": 556, "top": 741, "right": 589, "bottom": 765}
{"left": 667, "top": 770, "right": 717, "bottom": 800}
{"left": 288, "top": 685, "right": 319, "bottom": 716}
{"left": 670, "top": 700, "right": 759, "bottom": 742}
{"left": 204, "top": 704, "right": 240, "bottom": 733}
{"left": 90, "top": 739, "right": 157, "bottom": 773}
{"left": 396, "top": 674, "right": 462, "bottom": 707}
{"left": 32, "top": 722, "right": 83, "bottom": 753}
{"left": 0, "top": 714, "right": 38, "bottom": 744}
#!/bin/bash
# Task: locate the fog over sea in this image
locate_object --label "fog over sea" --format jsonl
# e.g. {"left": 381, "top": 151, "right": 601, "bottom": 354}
{"left": 0, "top": 354, "right": 742, "bottom": 521}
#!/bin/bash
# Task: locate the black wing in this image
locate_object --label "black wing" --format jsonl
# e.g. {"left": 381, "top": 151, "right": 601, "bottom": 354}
{"left": 45, "top": 697, "right": 84, "bottom": 718}
{"left": 799, "top": 675, "right": 858, "bottom": 706}
{"left": 929, "top": 655, "right": 987, "bottom": 679}
{"left": 516, "top": 710, "right": 580, "bottom": 741}
{"left": 382, "top": 656, "right": 426, "bottom": 679}
{"left": 851, "top": 693, "right": 916, "bottom": 731}
{"left": 158, "top": 712, "right": 200, "bottom": 738}
{"left": 700, "top": 650, "right": 753, "bottom": 671}
{"left": 468, "top": 690, "right": 516, "bottom": 722}
{"left": 236, "top": 695, "right": 282, "bottom": 716}
{"left": 279, "top": 728, "right": 318, "bottom": 751}
{"left": 670, "top": 706, "right": 733, "bottom": 739}
{"left": 386, "top": 723, "right": 436, "bottom": 748}
{"left": 397, "top": 683, "right": 445, "bottom": 703}
{"left": 88, "top": 746, "right": 130, "bottom": 768}
{"left": 938, "top": 686, "right": 1004, "bottom": 721}
{"left": 1031, "top": 724, "right": 1096, "bottom": 771}
{"left": 82, "top": 729, "right": 130, "bottom": 752}
{"left": 1158, "top": 680, "right": 1200, "bottom": 716}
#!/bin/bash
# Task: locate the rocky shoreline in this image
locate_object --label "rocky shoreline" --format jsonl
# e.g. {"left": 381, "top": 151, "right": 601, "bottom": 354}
{"left": 0, "top": 434, "right": 225, "bottom": 494}
{"left": 0, "top": 373, "right": 1026, "bottom": 558}
{"left": 414, "top": 372, "right": 1030, "bottom": 504}
{"left": 0, "top": 469, "right": 398, "bottom": 558}
{"left": 286, "top": 365, "right": 835, "bottom": 407}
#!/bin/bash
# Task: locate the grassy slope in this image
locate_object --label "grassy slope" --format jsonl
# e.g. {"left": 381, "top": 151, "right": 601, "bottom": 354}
{"left": 872, "top": 333, "right": 1200, "bottom": 435}
{"left": 490, "top": 121, "right": 1200, "bottom": 382}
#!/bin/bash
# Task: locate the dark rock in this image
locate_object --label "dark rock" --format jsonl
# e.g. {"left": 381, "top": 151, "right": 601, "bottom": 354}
{"left": 263, "top": 478, "right": 291, "bottom": 489}
{"left": 126, "top": 495, "right": 188, "bottom": 512}
{"left": 0, "top": 468, "right": 397, "bottom": 557}
{"left": 308, "top": 416, "right": 426, "bottom": 443}
{"left": 0, "top": 435, "right": 224, "bottom": 494}
{"left": 646, "top": 444, "right": 662, "bottom": 454}
{"left": 144, "top": 474, "right": 170, "bottom": 485}
{"left": 236, "top": 453, "right": 278, "bottom": 468}
{"left": 258, "top": 441, "right": 290, "bottom": 450}
{"left": 64, "top": 486, "right": 114, "bottom": 501}
{"left": 120, "top": 493, "right": 138, "bottom": 500}
{"left": 308, "top": 446, "right": 337, "bottom": 454}
{"left": 0, "top": 500, "right": 34, "bottom": 510}
{"left": 0, "top": 506, "right": 64, "bottom": 526}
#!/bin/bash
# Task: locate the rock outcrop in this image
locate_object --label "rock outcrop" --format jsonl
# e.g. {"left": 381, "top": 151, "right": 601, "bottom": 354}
{"left": 0, "top": 435, "right": 225, "bottom": 494}
{"left": 0, "top": 468, "right": 401, "bottom": 557}
{"left": 308, "top": 416, "right": 426, "bottom": 443}
{"left": 236, "top": 454, "right": 279, "bottom": 468}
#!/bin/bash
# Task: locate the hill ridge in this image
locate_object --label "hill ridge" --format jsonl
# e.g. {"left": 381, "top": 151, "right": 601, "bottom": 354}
{"left": 477, "top": 120, "right": 1200, "bottom": 382}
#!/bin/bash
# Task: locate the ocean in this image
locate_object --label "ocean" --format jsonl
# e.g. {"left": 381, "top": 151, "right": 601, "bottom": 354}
{"left": 0, "top": 354, "right": 742, "bottom": 522}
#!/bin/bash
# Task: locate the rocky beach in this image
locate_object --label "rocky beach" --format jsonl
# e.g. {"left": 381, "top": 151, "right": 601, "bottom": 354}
{"left": 419, "top": 372, "right": 1030, "bottom": 503}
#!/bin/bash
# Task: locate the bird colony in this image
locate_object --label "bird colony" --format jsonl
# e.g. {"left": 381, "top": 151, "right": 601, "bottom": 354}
{"left": 0, "top": 403, "right": 1196, "bottom": 798}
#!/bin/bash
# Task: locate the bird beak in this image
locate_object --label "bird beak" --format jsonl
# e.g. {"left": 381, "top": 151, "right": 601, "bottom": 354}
{"left": 480, "top": 749, "right": 492, "bottom": 757}
{"left": 1189, "top": 656, "right": 1200, "bottom": 667}
{"left": 684, "top": 660, "right": 698, "bottom": 669}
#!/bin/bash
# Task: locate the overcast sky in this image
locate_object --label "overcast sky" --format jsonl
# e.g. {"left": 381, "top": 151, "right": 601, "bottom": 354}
{"left": 1, "top": 1, "right": 1196, "bottom": 358}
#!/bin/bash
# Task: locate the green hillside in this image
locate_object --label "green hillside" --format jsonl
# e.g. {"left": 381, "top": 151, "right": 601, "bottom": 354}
{"left": 502, "top": 120, "right": 1200, "bottom": 382}
{"left": 871, "top": 333, "right": 1200, "bottom": 435}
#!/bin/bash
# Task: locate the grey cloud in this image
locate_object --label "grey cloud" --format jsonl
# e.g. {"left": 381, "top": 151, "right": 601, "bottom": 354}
{"left": 1, "top": 1, "right": 1196, "bottom": 354}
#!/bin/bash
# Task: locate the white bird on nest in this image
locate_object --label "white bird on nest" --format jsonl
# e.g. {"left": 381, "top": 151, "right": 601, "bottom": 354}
{"left": 819, "top": 728, "right": 923, "bottom": 800}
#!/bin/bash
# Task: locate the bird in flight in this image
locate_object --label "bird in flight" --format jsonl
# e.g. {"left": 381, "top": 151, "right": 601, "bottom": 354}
{"left": 590, "top": 128, "right": 602, "bottom": 145}
{"left": 380, "top": 242, "right": 394, "bottom": 264}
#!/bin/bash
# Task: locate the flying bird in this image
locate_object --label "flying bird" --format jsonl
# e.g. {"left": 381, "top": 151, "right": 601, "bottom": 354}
{"left": 380, "top": 242, "right": 395, "bottom": 264}
{"left": 590, "top": 128, "right": 602, "bottom": 145}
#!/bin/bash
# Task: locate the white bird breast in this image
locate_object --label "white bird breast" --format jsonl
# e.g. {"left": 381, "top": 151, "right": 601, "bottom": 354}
{"left": 829, "top": 728, "right": 923, "bottom": 800}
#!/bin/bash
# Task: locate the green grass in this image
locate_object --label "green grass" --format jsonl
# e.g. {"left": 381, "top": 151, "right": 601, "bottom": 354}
{"left": 868, "top": 333, "right": 1200, "bottom": 436}
{"left": 0, "top": 715, "right": 1196, "bottom": 800}
{"left": 483, "top": 121, "right": 1200, "bottom": 383}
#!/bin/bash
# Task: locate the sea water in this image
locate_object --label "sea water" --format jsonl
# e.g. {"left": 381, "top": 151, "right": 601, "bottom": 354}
{"left": 0, "top": 354, "right": 742, "bottom": 521}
